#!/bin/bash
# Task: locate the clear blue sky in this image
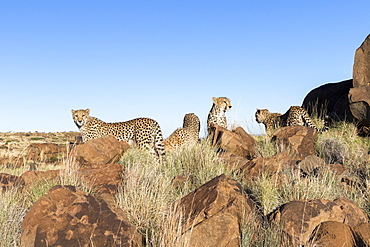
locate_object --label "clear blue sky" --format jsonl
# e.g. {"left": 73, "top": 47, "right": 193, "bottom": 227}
{"left": 0, "top": 1, "right": 369, "bottom": 137}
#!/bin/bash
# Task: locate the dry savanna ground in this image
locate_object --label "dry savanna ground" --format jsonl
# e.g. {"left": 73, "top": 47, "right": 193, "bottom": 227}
{"left": 0, "top": 120, "right": 370, "bottom": 246}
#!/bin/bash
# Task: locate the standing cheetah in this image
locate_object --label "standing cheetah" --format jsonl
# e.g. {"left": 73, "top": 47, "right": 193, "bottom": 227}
{"left": 207, "top": 97, "right": 232, "bottom": 136}
{"left": 71, "top": 109, "right": 165, "bottom": 161}
{"left": 255, "top": 106, "right": 329, "bottom": 133}
{"left": 164, "top": 113, "right": 200, "bottom": 151}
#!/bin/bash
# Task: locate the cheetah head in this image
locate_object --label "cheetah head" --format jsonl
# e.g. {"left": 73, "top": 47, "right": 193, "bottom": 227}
{"left": 71, "top": 109, "right": 91, "bottom": 128}
{"left": 255, "top": 109, "right": 269, "bottom": 123}
{"left": 212, "top": 97, "right": 232, "bottom": 112}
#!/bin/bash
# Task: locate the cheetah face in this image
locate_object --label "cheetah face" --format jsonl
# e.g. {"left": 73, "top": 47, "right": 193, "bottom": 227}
{"left": 255, "top": 109, "right": 269, "bottom": 123}
{"left": 212, "top": 97, "right": 232, "bottom": 112}
{"left": 71, "top": 109, "right": 90, "bottom": 127}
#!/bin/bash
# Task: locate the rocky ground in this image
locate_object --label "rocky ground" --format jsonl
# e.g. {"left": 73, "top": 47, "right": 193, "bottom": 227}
{"left": 0, "top": 132, "right": 79, "bottom": 170}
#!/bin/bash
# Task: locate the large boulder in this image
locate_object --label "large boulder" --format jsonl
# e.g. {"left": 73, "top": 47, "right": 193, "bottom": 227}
{"left": 173, "top": 174, "right": 261, "bottom": 246}
{"left": 71, "top": 136, "right": 130, "bottom": 168}
{"left": 20, "top": 185, "right": 142, "bottom": 247}
{"left": 271, "top": 126, "right": 317, "bottom": 160}
{"left": 302, "top": 79, "right": 353, "bottom": 121}
{"left": 353, "top": 34, "right": 370, "bottom": 87}
{"left": 268, "top": 198, "right": 368, "bottom": 245}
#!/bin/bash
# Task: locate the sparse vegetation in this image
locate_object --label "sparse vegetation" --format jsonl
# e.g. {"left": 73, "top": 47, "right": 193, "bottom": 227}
{"left": 0, "top": 123, "right": 369, "bottom": 246}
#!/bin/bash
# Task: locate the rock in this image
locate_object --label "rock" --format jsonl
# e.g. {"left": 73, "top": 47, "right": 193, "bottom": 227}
{"left": 301, "top": 79, "right": 353, "bottom": 121}
{"left": 20, "top": 185, "right": 142, "bottom": 247}
{"left": 26, "top": 143, "right": 68, "bottom": 163}
{"left": 209, "top": 123, "right": 257, "bottom": 159}
{"left": 78, "top": 163, "right": 125, "bottom": 194}
{"left": 296, "top": 155, "right": 325, "bottom": 177}
{"left": 71, "top": 136, "right": 130, "bottom": 168}
{"left": 0, "top": 173, "right": 25, "bottom": 192}
{"left": 0, "top": 156, "right": 24, "bottom": 168}
{"left": 349, "top": 86, "right": 370, "bottom": 126}
{"left": 307, "top": 221, "right": 356, "bottom": 247}
{"left": 20, "top": 170, "right": 60, "bottom": 191}
{"left": 353, "top": 223, "right": 370, "bottom": 246}
{"left": 353, "top": 34, "right": 370, "bottom": 87}
{"left": 268, "top": 198, "right": 368, "bottom": 245}
{"left": 238, "top": 152, "right": 295, "bottom": 181}
{"left": 271, "top": 126, "right": 317, "bottom": 160}
{"left": 174, "top": 174, "right": 261, "bottom": 247}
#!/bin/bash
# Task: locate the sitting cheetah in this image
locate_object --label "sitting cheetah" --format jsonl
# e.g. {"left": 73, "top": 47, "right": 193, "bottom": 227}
{"left": 255, "top": 106, "right": 328, "bottom": 133}
{"left": 164, "top": 113, "right": 200, "bottom": 151}
{"left": 71, "top": 109, "right": 165, "bottom": 161}
{"left": 207, "top": 97, "right": 232, "bottom": 135}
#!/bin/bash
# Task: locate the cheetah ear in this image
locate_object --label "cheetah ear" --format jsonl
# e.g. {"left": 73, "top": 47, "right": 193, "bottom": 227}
{"left": 212, "top": 97, "right": 217, "bottom": 104}
{"left": 86, "top": 109, "right": 90, "bottom": 115}
{"left": 71, "top": 109, "right": 75, "bottom": 114}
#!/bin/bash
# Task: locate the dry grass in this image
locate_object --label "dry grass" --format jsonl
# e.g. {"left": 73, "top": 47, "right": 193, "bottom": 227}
{"left": 0, "top": 123, "right": 369, "bottom": 246}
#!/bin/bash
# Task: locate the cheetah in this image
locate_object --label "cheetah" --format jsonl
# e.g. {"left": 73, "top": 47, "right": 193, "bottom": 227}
{"left": 164, "top": 113, "right": 200, "bottom": 151}
{"left": 207, "top": 97, "right": 232, "bottom": 135}
{"left": 255, "top": 106, "right": 328, "bottom": 133}
{"left": 71, "top": 109, "right": 165, "bottom": 161}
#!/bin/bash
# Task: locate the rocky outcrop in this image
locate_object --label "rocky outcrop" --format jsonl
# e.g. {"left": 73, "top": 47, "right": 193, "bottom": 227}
{"left": 71, "top": 136, "right": 130, "bottom": 168}
{"left": 209, "top": 123, "right": 257, "bottom": 159}
{"left": 353, "top": 34, "right": 370, "bottom": 87}
{"left": 271, "top": 126, "right": 317, "bottom": 160}
{"left": 268, "top": 198, "right": 368, "bottom": 245}
{"left": 20, "top": 185, "right": 142, "bottom": 247}
{"left": 173, "top": 174, "right": 261, "bottom": 246}
{"left": 302, "top": 79, "right": 353, "bottom": 121}
{"left": 302, "top": 35, "right": 370, "bottom": 134}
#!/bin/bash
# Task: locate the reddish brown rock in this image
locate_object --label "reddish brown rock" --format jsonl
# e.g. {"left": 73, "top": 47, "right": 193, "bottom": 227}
{"left": 307, "top": 221, "right": 356, "bottom": 247}
{"left": 20, "top": 185, "right": 142, "bottom": 247}
{"left": 26, "top": 143, "right": 67, "bottom": 163}
{"left": 209, "top": 123, "right": 257, "bottom": 159}
{"left": 296, "top": 155, "right": 324, "bottom": 177}
{"left": 71, "top": 136, "right": 130, "bottom": 168}
{"left": 353, "top": 223, "right": 370, "bottom": 246}
{"left": 174, "top": 174, "right": 261, "bottom": 247}
{"left": 268, "top": 198, "right": 368, "bottom": 245}
{"left": 78, "top": 163, "right": 125, "bottom": 194}
{"left": 20, "top": 170, "right": 60, "bottom": 191}
{"left": 0, "top": 173, "right": 25, "bottom": 192}
{"left": 272, "top": 126, "right": 317, "bottom": 160}
{"left": 239, "top": 152, "right": 295, "bottom": 180}
{"left": 353, "top": 34, "right": 370, "bottom": 87}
